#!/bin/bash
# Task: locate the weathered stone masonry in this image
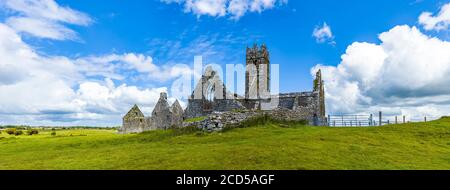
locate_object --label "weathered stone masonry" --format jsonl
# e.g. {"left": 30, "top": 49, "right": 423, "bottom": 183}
{"left": 120, "top": 44, "right": 326, "bottom": 133}
{"left": 119, "top": 92, "right": 184, "bottom": 134}
{"left": 183, "top": 44, "right": 326, "bottom": 124}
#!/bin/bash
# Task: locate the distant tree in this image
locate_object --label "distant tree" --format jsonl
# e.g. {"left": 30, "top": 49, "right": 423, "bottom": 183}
{"left": 5, "top": 128, "right": 16, "bottom": 135}
{"left": 27, "top": 129, "right": 39, "bottom": 136}
{"left": 14, "top": 130, "right": 23, "bottom": 136}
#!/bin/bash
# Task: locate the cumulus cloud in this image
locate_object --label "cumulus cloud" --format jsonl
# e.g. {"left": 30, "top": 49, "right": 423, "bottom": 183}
{"left": 5, "top": 17, "right": 80, "bottom": 41}
{"left": 419, "top": 2, "right": 450, "bottom": 31}
{"left": 0, "top": 0, "right": 190, "bottom": 126}
{"left": 76, "top": 53, "right": 193, "bottom": 82}
{"left": 312, "top": 25, "right": 450, "bottom": 120}
{"left": 0, "top": 22, "right": 183, "bottom": 126}
{"left": 161, "top": 0, "right": 287, "bottom": 19}
{"left": 312, "top": 22, "right": 335, "bottom": 44}
{"left": 1, "top": 0, "right": 93, "bottom": 40}
{"left": 74, "top": 80, "right": 174, "bottom": 118}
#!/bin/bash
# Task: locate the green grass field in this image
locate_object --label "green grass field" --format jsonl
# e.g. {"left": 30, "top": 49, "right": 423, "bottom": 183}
{"left": 0, "top": 117, "right": 449, "bottom": 170}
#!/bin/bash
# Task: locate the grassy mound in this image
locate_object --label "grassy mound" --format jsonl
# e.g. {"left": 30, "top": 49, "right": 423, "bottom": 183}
{"left": 0, "top": 117, "right": 449, "bottom": 170}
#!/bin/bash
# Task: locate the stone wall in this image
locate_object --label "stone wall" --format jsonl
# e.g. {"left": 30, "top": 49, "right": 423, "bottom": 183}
{"left": 151, "top": 92, "right": 175, "bottom": 130}
{"left": 184, "top": 98, "right": 246, "bottom": 119}
{"left": 184, "top": 100, "right": 206, "bottom": 118}
{"left": 183, "top": 108, "right": 319, "bottom": 132}
{"left": 183, "top": 111, "right": 261, "bottom": 132}
{"left": 120, "top": 92, "right": 185, "bottom": 134}
{"left": 171, "top": 100, "right": 184, "bottom": 127}
{"left": 121, "top": 118, "right": 146, "bottom": 133}
{"left": 122, "top": 47, "right": 327, "bottom": 133}
{"left": 120, "top": 105, "right": 146, "bottom": 134}
{"left": 122, "top": 88, "right": 326, "bottom": 134}
{"left": 213, "top": 99, "right": 245, "bottom": 112}
{"left": 144, "top": 117, "right": 156, "bottom": 131}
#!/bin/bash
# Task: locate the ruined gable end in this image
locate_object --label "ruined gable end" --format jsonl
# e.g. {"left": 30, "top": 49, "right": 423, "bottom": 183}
{"left": 124, "top": 104, "right": 144, "bottom": 119}
{"left": 120, "top": 104, "right": 147, "bottom": 134}
{"left": 152, "top": 92, "right": 173, "bottom": 129}
{"left": 171, "top": 100, "right": 184, "bottom": 127}
{"left": 184, "top": 66, "right": 246, "bottom": 119}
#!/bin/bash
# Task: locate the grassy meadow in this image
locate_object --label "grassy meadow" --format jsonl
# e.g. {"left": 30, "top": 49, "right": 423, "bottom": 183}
{"left": 0, "top": 117, "right": 449, "bottom": 170}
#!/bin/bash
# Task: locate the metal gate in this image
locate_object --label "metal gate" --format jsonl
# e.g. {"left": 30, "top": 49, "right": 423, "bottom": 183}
{"left": 327, "top": 114, "right": 374, "bottom": 127}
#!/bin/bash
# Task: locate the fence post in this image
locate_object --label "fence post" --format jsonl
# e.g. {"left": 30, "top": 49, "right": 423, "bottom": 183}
{"left": 424, "top": 116, "right": 427, "bottom": 122}
{"left": 403, "top": 115, "right": 406, "bottom": 124}
{"left": 328, "top": 115, "right": 331, "bottom": 126}
{"left": 395, "top": 116, "right": 398, "bottom": 124}
{"left": 370, "top": 114, "right": 373, "bottom": 126}
{"left": 333, "top": 120, "right": 336, "bottom": 127}
{"left": 379, "top": 111, "right": 382, "bottom": 126}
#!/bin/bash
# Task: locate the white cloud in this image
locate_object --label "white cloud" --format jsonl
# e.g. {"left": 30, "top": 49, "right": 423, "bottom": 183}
{"left": 77, "top": 53, "right": 193, "bottom": 82}
{"left": 312, "top": 22, "right": 335, "bottom": 44}
{"left": 2, "top": 0, "right": 92, "bottom": 25}
{"left": 0, "top": 23, "right": 179, "bottom": 125}
{"left": 1, "top": 0, "right": 93, "bottom": 40}
{"left": 419, "top": 2, "right": 450, "bottom": 31}
{"left": 0, "top": 0, "right": 191, "bottom": 126}
{"left": 313, "top": 25, "right": 450, "bottom": 120}
{"left": 161, "top": 0, "right": 287, "bottom": 19}
{"left": 75, "top": 80, "right": 171, "bottom": 116}
{"left": 5, "top": 17, "right": 79, "bottom": 41}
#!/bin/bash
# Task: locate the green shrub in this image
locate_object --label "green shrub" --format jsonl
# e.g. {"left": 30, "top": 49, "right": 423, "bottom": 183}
{"left": 5, "top": 128, "right": 16, "bottom": 135}
{"left": 14, "top": 130, "right": 23, "bottom": 136}
{"left": 27, "top": 129, "right": 39, "bottom": 136}
{"left": 51, "top": 131, "right": 56, "bottom": 136}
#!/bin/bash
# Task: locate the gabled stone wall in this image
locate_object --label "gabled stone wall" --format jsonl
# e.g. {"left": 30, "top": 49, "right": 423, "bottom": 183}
{"left": 151, "top": 92, "right": 173, "bottom": 130}
{"left": 120, "top": 105, "right": 147, "bottom": 134}
{"left": 120, "top": 92, "right": 185, "bottom": 134}
{"left": 171, "top": 100, "right": 184, "bottom": 127}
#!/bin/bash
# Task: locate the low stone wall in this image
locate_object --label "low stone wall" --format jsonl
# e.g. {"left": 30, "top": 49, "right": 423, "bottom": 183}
{"left": 183, "top": 108, "right": 319, "bottom": 132}
{"left": 183, "top": 111, "right": 260, "bottom": 132}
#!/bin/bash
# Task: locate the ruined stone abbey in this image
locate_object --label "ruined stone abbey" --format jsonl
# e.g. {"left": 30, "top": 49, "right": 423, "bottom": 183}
{"left": 119, "top": 44, "right": 326, "bottom": 133}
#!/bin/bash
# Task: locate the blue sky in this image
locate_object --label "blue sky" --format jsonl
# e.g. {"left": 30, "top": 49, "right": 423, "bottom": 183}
{"left": 0, "top": 0, "right": 450, "bottom": 126}
{"left": 25, "top": 0, "right": 445, "bottom": 91}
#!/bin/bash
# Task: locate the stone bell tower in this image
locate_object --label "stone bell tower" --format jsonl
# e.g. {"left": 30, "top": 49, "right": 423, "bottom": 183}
{"left": 245, "top": 44, "right": 270, "bottom": 99}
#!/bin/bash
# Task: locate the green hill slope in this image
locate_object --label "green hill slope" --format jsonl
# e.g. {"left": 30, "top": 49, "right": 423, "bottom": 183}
{"left": 1, "top": 117, "right": 449, "bottom": 170}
